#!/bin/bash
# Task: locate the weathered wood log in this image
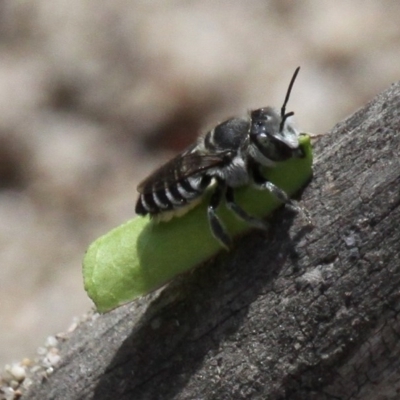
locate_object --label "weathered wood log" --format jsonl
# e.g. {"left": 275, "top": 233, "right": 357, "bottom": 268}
{"left": 23, "top": 81, "right": 400, "bottom": 400}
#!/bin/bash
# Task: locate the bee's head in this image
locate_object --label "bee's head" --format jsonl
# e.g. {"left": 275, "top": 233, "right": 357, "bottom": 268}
{"left": 249, "top": 67, "right": 304, "bottom": 162}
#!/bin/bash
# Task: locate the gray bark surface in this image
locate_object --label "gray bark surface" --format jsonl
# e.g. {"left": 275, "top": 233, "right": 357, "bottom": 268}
{"left": 24, "top": 81, "right": 400, "bottom": 400}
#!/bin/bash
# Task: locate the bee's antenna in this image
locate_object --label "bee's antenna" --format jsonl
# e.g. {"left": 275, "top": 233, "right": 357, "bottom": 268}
{"left": 279, "top": 66, "right": 300, "bottom": 132}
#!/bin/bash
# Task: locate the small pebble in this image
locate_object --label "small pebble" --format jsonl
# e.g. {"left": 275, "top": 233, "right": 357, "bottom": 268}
{"left": 45, "top": 336, "right": 58, "bottom": 348}
{"left": 4, "top": 364, "right": 25, "bottom": 382}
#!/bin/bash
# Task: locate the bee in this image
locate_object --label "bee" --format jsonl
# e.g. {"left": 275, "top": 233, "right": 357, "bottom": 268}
{"left": 135, "top": 67, "right": 306, "bottom": 249}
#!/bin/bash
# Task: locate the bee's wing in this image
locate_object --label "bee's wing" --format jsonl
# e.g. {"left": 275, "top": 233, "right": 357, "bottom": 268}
{"left": 137, "top": 148, "right": 231, "bottom": 194}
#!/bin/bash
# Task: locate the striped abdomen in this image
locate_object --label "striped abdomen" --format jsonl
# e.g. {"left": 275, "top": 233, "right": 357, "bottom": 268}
{"left": 135, "top": 174, "right": 212, "bottom": 221}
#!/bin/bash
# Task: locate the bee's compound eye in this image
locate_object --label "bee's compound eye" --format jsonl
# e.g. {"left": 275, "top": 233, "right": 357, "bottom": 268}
{"left": 263, "top": 113, "right": 271, "bottom": 120}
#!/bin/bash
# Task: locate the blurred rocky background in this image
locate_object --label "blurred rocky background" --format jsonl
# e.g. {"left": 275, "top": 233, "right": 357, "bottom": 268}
{"left": 0, "top": 0, "right": 399, "bottom": 366}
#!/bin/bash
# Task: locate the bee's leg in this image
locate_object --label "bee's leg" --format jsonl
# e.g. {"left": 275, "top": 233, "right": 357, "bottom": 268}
{"left": 207, "top": 180, "right": 232, "bottom": 249}
{"left": 252, "top": 166, "right": 311, "bottom": 223}
{"left": 225, "top": 187, "right": 269, "bottom": 230}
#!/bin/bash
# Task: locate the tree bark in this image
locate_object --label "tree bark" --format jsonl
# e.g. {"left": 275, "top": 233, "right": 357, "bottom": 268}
{"left": 23, "top": 81, "right": 400, "bottom": 400}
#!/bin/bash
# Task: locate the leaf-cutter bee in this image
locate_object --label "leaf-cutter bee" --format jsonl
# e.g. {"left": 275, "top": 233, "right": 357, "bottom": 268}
{"left": 136, "top": 67, "right": 306, "bottom": 248}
